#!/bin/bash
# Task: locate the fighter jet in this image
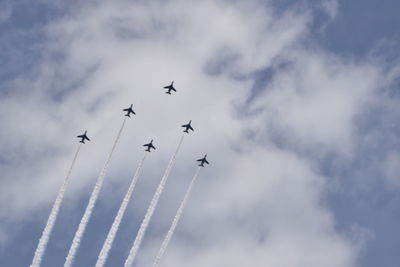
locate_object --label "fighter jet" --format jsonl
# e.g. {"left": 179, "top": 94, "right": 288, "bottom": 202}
{"left": 181, "top": 120, "right": 194, "bottom": 133}
{"left": 143, "top": 139, "right": 156, "bottom": 152}
{"left": 77, "top": 131, "right": 90, "bottom": 144}
{"left": 123, "top": 104, "right": 136, "bottom": 117}
{"left": 197, "top": 154, "right": 209, "bottom": 167}
{"left": 163, "top": 81, "right": 176, "bottom": 95}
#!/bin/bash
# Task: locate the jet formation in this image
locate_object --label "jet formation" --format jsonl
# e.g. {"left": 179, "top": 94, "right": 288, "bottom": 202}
{"left": 76, "top": 82, "right": 209, "bottom": 166}
{"left": 31, "top": 81, "right": 210, "bottom": 267}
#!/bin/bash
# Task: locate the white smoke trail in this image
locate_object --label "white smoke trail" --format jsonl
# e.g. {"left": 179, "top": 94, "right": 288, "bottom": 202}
{"left": 95, "top": 153, "right": 147, "bottom": 267}
{"left": 152, "top": 167, "right": 201, "bottom": 267}
{"left": 124, "top": 134, "right": 185, "bottom": 267}
{"left": 30, "top": 145, "right": 81, "bottom": 267}
{"left": 64, "top": 118, "right": 127, "bottom": 267}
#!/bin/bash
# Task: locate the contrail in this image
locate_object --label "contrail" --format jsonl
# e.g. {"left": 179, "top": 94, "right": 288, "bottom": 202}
{"left": 124, "top": 134, "right": 185, "bottom": 267}
{"left": 64, "top": 118, "right": 127, "bottom": 267}
{"left": 30, "top": 145, "right": 81, "bottom": 267}
{"left": 152, "top": 167, "right": 201, "bottom": 267}
{"left": 95, "top": 153, "right": 147, "bottom": 267}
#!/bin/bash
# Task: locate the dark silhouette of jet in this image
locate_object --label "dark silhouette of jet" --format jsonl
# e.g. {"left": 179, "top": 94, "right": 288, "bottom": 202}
{"left": 77, "top": 131, "right": 90, "bottom": 144}
{"left": 163, "top": 81, "right": 176, "bottom": 95}
{"left": 123, "top": 104, "right": 136, "bottom": 117}
{"left": 181, "top": 120, "right": 194, "bottom": 133}
{"left": 197, "top": 155, "right": 209, "bottom": 167}
{"left": 143, "top": 139, "right": 156, "bottom": 152}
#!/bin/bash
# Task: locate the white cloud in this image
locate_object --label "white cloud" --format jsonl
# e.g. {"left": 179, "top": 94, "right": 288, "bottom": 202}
{"left": 250, "top": 50, "right": 380, "bottom": 156}
{"left": 154, "top": 146, "right": 357, "bottom": 267}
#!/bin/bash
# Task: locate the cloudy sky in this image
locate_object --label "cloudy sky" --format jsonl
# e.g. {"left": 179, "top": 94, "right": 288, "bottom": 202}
{"left": 1, "top": 0, "right": 400, "bottom": 266}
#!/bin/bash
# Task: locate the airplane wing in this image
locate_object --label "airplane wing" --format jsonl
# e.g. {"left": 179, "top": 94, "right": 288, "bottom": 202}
{"left": 84, "top": 136, "right": 90, "bottom": 141}
{"left": 189, "top": 125, "right": 194, "bottom": 131}
{"left": 77, "top": 134, "right": 84, "bottom": 138}
{"left": 123, "top": 108, "right": 129, "bottom": 111}
{"left": 204, "top": 159, "right": 209, "bottom": 164}
{"left": 171, "top": 87, "right": 176, "bottom": 91}
{"left": 163, "top": 85, "right": 170, "bottom": 89}
{"left": 197, "top": 158, "right": 202, "bottom": 162}
{"left": 151, "top": 144, "right": 156, "bottom": 150}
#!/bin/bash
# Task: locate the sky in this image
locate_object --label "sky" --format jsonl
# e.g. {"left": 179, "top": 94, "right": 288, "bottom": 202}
{"left": 0, "top": 0, "right": 400, "bottom": 266}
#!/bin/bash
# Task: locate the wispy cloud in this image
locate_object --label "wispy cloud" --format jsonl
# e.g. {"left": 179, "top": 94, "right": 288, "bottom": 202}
{"left": 0, "top": 1, "right": 12, "bottom": 23}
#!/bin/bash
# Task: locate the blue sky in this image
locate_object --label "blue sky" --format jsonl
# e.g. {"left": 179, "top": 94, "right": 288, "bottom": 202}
{"left": 1, "top": 1, "right": 400, "bottom": 267}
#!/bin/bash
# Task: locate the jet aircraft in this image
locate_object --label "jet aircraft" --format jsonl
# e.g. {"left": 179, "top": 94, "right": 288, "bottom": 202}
{"left": 77, "top": 131, "right": 90, "bottom": 144}
{"left": 143, "top": 139, "right": 156, "bottom": 152}
{"left": 123, "top": 104, "right": 136, "bottom": 117}
{"left": 163, "top": 81, "right": 176, "bottom": 95}
{"left": 197, "top": 155, "right": 209, "bottom": 167}
{"left": 181, "top": 120, "right": 194, "bottom": 133}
